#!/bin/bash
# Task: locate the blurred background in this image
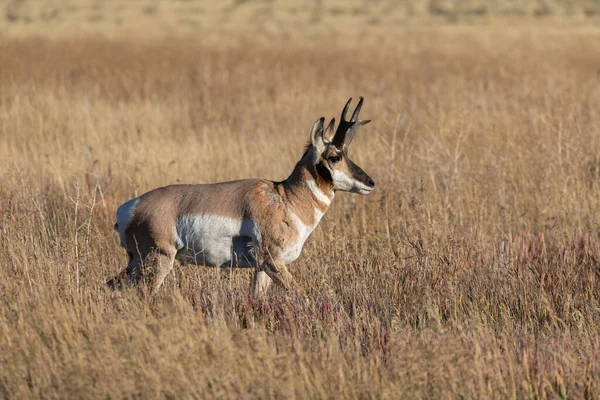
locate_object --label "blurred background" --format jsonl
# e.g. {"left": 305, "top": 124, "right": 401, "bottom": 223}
{"left": 2, "top": 0, "right": 600, "bottom": 39}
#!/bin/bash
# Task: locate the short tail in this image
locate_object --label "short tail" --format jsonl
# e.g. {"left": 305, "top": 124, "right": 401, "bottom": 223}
{"left": 113, "top": 222, "right": 118, "bottom": 232}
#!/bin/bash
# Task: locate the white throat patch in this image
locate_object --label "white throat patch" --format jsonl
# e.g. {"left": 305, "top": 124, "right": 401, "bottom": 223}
{"left": 306, "top": 179, "right": 333, "bottom": 206}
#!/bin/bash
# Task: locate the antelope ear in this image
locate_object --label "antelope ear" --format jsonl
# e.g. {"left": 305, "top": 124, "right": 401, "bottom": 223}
{"left": 311, "top": 117, "right": 327, "bottom": 153}
{"left": 324, "top": 118, "right": 336, "bottom": 142}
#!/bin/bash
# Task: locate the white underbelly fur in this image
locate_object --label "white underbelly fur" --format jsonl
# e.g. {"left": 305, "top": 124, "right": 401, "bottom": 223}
{"left": 175, "top": 215, "right": 259, "bottom": 267}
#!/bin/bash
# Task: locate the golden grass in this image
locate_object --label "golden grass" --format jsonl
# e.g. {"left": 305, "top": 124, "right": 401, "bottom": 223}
{"left": 1, "top": 29, "right": 600, "bottom": 398}
{"left": 2, "top": 0, "right": 600, "bottom": 39}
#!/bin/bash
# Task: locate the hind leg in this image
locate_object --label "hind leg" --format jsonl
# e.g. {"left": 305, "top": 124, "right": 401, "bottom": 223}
{"left": 107, "top": 252, "right": 142, "bottom": 289}
{"left": 144, "top": 248, "right": 176, "bottom": 294}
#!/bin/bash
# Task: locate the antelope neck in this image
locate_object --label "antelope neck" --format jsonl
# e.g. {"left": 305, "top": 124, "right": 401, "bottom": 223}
{"left": 281, "top": 163, "right": 334, "bottom": 211}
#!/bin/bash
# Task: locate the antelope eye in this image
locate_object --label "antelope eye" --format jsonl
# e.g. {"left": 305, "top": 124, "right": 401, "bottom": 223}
{"left": 329, "top": 155, "right": 341, "bottom": 164}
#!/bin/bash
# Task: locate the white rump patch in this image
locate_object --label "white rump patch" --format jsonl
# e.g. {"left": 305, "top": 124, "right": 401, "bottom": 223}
{"left": 306, "top": 179, "right": 333, "bottom": 206}
{"left": 115, "top": 197, "right": 139, "bottom": 248}
{"left": 175, "top": 215, "right": 259, "bottom": 267}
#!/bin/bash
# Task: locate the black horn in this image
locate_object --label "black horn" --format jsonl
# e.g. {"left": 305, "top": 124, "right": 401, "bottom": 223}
{"left": 331, "top": 97, "right": 369, "bottom": 148}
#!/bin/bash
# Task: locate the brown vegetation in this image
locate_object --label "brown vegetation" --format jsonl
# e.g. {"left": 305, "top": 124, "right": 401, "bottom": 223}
{"left": 1, "top": 27, "right": 600, "bottom": 398}
{"left": 2, "top": 0, "right": 600, "bottom": 38}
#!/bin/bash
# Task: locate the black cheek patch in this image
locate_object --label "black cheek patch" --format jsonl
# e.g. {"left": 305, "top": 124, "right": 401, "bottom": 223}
{"left": 316, "top": 162, "right": 333, "bottom": 185}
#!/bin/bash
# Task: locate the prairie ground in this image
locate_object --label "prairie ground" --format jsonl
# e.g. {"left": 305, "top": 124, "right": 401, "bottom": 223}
{"left": 1, "top": 4, "right": 600, "bottom": 398}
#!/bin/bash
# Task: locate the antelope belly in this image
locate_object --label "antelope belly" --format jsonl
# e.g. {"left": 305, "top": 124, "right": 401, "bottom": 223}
{"left": 174, "top": 215, "right": 258, "bottom": 267}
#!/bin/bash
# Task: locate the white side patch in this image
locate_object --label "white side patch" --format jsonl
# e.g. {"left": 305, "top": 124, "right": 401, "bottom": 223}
{"left": 306, "top": 179, "right": 333, "bottom": 206}
{"left": 175, "top": 215, "right": 259, "bottom": 267}
{"left": 115, "top": 197, "right": 139, "bottom": 248}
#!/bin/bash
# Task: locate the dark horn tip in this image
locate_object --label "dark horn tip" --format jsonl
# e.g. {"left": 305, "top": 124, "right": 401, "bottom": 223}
{"left": 341, "top": 98, "right": 353, "bottom": 121}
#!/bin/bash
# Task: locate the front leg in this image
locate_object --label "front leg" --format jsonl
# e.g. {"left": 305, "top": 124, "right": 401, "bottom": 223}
{"left": 261, "top": 258, "right": 294, "bottom": 290}
{"left": 253, "top": 258, "right": 308, "bottom": 302}
{"left": 252, "top": 270, "right": 272, "bottom": 298}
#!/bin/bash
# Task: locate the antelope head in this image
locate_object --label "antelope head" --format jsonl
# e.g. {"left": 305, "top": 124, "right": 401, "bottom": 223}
{"left": 309, "top": 97, "right": 375, "bottom": 195}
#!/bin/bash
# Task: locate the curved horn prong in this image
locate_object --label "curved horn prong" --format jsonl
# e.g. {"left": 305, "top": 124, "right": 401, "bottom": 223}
{"left": 343, "top": 119, "right": 370, "bottom": 147}
{"left": 350, "top": 96, "right": 364, "bottom": 122}
{"left": 332, "top": 97, "right": 369, "bottom": 149}
{"left": 340, "top": 98, "right": 352, "bottom": 122}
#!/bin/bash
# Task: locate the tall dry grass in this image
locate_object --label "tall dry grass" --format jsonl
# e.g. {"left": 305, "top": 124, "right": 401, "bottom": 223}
{"left": 2, "top": 0, "right": 600, "bottom": 38}
{"left": 1, "top": 29, "right": 600, "bottom": 398}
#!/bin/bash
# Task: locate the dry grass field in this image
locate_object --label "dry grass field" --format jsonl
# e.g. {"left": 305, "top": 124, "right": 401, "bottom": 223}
{"left": 2, "top": 0, "right": 600, "bottom": 38}
{"left": 1, "top": 2, "right": 600, "bottom": 398}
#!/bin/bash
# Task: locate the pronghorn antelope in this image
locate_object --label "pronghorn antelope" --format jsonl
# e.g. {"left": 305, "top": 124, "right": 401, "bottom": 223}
{"left": 109, "top": 97, "right": 374, "bottom": 297}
